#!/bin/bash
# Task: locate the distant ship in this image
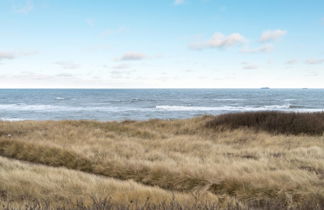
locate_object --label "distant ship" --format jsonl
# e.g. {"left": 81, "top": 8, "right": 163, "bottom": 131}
{"left": 260, "top": 87, "right": 270, "bottom": 89}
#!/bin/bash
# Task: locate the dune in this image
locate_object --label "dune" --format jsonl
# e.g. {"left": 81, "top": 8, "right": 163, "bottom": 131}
{"left": 0, "top": 112, "right": 323, "bottom": 209}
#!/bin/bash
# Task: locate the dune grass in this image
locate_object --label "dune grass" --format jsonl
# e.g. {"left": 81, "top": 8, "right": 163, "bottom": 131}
{"left": 0, "top": 113, "right": 324, "bottom": 209}
{"left": 0, "top": 156, "right": 230, "bottom": 209}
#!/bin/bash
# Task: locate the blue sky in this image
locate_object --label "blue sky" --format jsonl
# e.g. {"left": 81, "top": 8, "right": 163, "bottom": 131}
{"left": 0, "top": 0, "right": 324, "bottom": 88}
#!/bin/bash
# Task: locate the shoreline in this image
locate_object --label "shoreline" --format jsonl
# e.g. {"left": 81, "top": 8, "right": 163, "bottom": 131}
{"left": 2, "top": 110, "right": 324, "bottom": 123}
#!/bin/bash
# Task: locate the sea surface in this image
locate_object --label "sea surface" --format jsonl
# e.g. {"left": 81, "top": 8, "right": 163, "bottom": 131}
{"left": 0, "top": 89, "right": 324, "bottom": 121}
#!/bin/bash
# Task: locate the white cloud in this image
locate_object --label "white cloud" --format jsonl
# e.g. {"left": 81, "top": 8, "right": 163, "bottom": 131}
{"left": 190, "top": 32, "right": 246, "bottom": 50}
{"left": 14, "top": 0, "right": 33, "bottom": 14}
{"left": 305, "top": 58, "right": 324, "bottom": 64}
{"left": 55, "top": 61, "right": 80, "bottom": 69}
{"left": 118, "top": 52, "right": 146, "bottom": 61}
{"left": 240, "top": 44, "right": 273, "bottom": 53}
{"left": 260, "top": 29, "right": 287, "bottom": 42}
{"left": 174, "top": 0, "right": 185, "bottom": 5}
{"left": 286, "top": 59, "right": 298, "bottom": 65}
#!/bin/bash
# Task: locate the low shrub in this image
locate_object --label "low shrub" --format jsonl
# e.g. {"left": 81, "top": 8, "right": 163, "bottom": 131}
{"left": 206, "top": 112, "right": 324, "bottom": 135}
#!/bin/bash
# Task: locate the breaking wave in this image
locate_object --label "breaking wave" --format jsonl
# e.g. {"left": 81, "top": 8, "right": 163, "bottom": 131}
{"left": 0, "top": 103, "right": 323, "bottom": 118}
{"left": 0, "top": 104, "right": 147, "bottom": 112}
{"left": 0, "top": 117, "right": 25, "bottom": 121}
{"left": 155, "top": 104, "right": 324, "bottom": 112}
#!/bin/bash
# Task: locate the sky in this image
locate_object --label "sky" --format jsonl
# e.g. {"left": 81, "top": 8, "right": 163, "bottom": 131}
{"left": 0, "top": 0, "right": 324, "bottom": 88}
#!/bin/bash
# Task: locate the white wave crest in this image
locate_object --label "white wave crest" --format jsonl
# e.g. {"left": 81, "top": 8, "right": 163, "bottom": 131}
{"left": 212, "top": 98, "right": 245, "bottom": 101}
{"left": 0, "top": 117, "right": 25, "bottom": 121}
{"left": 156, "top": 105, "right": 233, "bottom": 111}
{"left": 0, "top": 103, "right": 323, "bottom": 114}
{"left": 0, "top": 104, "right": 149, "bottom": 112}
{"left": 155, "top": 105, "right": 324, "bottom": 112}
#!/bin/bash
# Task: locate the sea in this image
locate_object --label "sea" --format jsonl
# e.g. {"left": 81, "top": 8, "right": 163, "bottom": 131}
{"left": 0, "top": 89, "right": 324, "bottom": 121}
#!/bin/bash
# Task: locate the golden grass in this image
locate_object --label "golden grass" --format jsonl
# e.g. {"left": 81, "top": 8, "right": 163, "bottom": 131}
{"left": 0, "top": 156, "right": 225, "bottom": 209}
{"left": 0, "top": 114, "right": 324, "bottom": 209}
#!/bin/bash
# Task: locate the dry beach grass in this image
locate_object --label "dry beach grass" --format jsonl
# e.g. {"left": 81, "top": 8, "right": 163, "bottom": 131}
{"left": 0, "top": 112, "right": 324, "bottom": 209}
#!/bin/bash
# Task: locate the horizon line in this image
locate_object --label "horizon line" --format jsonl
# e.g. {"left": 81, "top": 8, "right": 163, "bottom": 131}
{"left": 0, "top": 87, "right": 319, "bottom": 90}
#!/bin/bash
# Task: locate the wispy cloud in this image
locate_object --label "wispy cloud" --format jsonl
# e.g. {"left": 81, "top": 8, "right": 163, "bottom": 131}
{"left": 112, "top": 64, "right": 130, "bottom": 69}
{"left": 85, "top": 18, "right": 95, "bottom": 27}
{"left": 190, "top": 32, "right": 246, "bottom": 50}
{"left": 110, "top": 70, "right": 133, "bottom": 79}
{"left": 240, "top": 44, "right": 273, "bottom": 53}
{"left": 305, "top": 71, "right": 319, "bottom": 77}
{"left": 19, "top": 51, "right": 38, "bottom": 56}
{"left": 13, "top": 0, "right": 34, "bottom": 14}
{"left": 305, "top": 58, "right": 324, "bottom": 64}
{"left": 286, "top": 59, "right": 298, "bottom": 65}
{"left": 0, "top": 51, "right": 37, "bottom": 61}
{"left": 101, "top": 27, "right": 127, "bottom": 37}
{"left": 117, "top": 52, "right": 147, "bottom": 61}
{"left": 55, "top": 73, "right": 74, "bottom": 78}
{"left": 0, "top": 52, "right": 16, "bottom": 60}
{"left": 174, "top": 0, "right": 185, "bottom": 5}
{"left": 3, "top": 72, "right": 79, "bottom": 81}
{"left": 55, "top": 61, "right": 80, "bottom": 69}
{"left": 84, "top": 45, "right": 110, "bottom": 52}
{"left": 260, "top": 29, "right": 287, "bottom": 42}
{"left": 242, "top": 62, "right": 258, "bottom": 70}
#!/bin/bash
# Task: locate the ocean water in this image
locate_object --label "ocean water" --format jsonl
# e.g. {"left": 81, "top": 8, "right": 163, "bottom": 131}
{"left": 0, "top": 89, "right": 324, "bottom": 121}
